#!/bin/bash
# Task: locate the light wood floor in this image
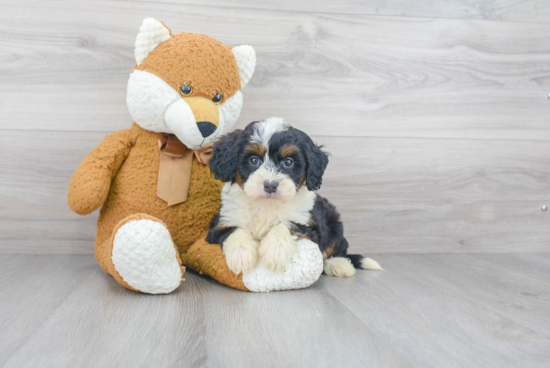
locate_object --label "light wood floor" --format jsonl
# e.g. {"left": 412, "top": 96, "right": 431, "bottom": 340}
{"left": 1, "top": 253, "right": 549, "bottom": 368}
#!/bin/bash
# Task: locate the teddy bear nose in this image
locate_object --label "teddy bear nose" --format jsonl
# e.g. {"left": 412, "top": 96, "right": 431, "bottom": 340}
{"left": 196, "top": 121, "right": 217, "bottom": 138}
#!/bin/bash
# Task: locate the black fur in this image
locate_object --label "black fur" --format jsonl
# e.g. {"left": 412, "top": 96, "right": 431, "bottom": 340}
{"left": 205, "top": 214, "right": 236, "bottom": 248}
{"left": 290, "top": 195, "right": 366, "bottom": 268}
{"left": 294, "top": 130, "right": 329, "bottom": 191}
{"left": 209, "top": 128, "right": 249, "bottom": 182}
{"left": 209, "top": 121, "right": 329, "bottom": 190}
{"left": 207, "top": 120, "right": 367, "bottom": 269}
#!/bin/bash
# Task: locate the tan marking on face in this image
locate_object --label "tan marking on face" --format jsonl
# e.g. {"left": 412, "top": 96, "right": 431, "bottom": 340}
{"left": 235, "top": 171, "right": 244, "bottom": 188}
{"left": 296, "top": 173, "right": 306, "bottom": 190}
{"left": 245, "top": 143, "right": 266, "bottom": 157}
{"left": 137, "top": 32, "right": 241, "bottom": 104}
{"left": 281, "top": 145, "right": 298, "bottom": 158}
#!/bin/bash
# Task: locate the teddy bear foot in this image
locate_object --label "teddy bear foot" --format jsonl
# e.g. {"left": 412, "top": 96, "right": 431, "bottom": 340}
{"left": 243, "top": 238, "right": 324, "bottom": 292}
{"left": 112, "top": 217, "right": 184, "bottom": 294}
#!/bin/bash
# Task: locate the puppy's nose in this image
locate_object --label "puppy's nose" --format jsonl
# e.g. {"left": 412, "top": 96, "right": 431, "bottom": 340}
{"left": 264, "top": 181, "right": 278, "bottom": 194}
{"left": 197, "top": 121, "right": 217, "bottom": 138}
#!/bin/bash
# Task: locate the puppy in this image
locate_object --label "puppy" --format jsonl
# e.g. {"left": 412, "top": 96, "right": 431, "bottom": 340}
{"left": 206, "top": 117, "right": 382, "bottom": 276}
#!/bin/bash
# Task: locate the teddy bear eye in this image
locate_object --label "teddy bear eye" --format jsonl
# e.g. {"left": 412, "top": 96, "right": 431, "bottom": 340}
{"left": 212, "top": 93, "right": 222, "bottom": 104}
{"left": 180, "top": 83, "right": 193, "bottom": 96}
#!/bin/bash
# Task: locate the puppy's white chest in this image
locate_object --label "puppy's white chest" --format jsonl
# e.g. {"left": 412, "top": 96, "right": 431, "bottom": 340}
{"left": 219, "top": 183, "right": 316, "bottom": 240}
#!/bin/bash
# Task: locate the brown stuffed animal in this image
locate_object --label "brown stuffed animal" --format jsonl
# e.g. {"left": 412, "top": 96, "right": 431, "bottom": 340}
{"left": 68, "top": 19, "right": 256, "bottom": 293}
{"left": 69, "top": 19, "right": 326, "bottom": 293}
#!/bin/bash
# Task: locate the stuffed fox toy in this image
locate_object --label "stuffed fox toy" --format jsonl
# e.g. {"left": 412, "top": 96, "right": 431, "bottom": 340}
{"left": 68, "top": 19, "right": 324, "bottom": 294}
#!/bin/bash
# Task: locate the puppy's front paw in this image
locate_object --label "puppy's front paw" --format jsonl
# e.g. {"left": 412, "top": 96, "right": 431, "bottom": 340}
{"left": 259, "top": 223, "right": 297, "bottom": 273}
{"left": 223, "top": 229, "right": 259, "bottom": 275}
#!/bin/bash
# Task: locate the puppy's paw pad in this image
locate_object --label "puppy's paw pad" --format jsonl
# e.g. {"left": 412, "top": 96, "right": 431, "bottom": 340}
{"left": 324, "top": 257, "right": 356, "bottom": 277}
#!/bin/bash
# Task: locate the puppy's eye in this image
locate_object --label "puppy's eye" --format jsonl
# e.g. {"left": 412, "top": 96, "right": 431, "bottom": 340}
{"left": 249, "top": 156, "right": 261, "bottom": 166}
{"left": 283, "top": 158, "right": 294, "bottom": 168}
{"left": 180, "top": 83, "right": 193, "bottom": 97}
{"left": 212, "top": 93, "right": 222, "bottom": 104}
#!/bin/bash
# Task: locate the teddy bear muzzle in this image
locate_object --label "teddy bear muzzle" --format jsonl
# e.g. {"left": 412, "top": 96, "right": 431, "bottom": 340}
{"left": 164, "top": 96, "right": 224, "bottom": 148}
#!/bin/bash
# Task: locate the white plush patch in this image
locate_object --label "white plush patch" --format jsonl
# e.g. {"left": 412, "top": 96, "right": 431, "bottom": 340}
{"left": 232, "top": 45, "right": 256, "bottom": 88}
{"left": 243, "top": 238, "right": 323, "bottom": 292}
{"left": 223, "top": 228, "right": 259, "bottom": 275}
{"left": 220, "top": 183, "right": 315, "bottom": 240}
{"left": 219, "top": 91, "right": 243, "bottom": 134}
{"left": 127, "top": 70, "right": 230, "bottom": 149}
{"left": 259, "top": 223, "right": 297, "bottom": 273}
{"left": 112, "top": 219, "right": 183, "bottom": 294}
{"left": 127, "top": 69, "right": 179, "bottom": 134}
{"left": 324, "top": 257, "right": 356, "bottom": 277}
{"left": 361, "top": 257, "right": 384, "bottom": 271}
{"left": 135, "top": 18, "right": 171, "bottom": 66}
{"left": 163, "top": 98, "right": 223, "bottom": 149}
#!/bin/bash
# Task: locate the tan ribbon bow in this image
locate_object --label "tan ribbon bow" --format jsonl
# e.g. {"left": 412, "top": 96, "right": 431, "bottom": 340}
{"left": 156, "top": 133, "right": 213, "bottom": 206}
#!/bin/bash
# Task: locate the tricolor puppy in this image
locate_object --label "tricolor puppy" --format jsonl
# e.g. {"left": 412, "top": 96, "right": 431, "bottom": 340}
{"left": 206, "top": 118, "right": 382, "bottom": 276}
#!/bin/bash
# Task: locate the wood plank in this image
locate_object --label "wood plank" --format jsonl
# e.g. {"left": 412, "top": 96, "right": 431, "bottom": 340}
{"left": 3, "top": 259, "right": 208, "bottom": 368}
{"left": 2, "top": 254, "right": 550, "bottom": 367}
{"left": 319, "top": 254, "right": 550, "bottom": 368}
{"left": 195, "top": 274, "right": 412, "bottom": 368}
{"left": 131, "top": 0, "right": 550, "bottom": 24}
{"left": 1, "top": 130, "right": 549, "bottom": 254}
{"left": 319, "top": 136, "right": 550, "bottom": 253}
{"left": 0, "top": 254, "right": 96, "bottom": 366}
{"left": 2, "top": 0, "right": 550, "bottom": 140}
{"left": 0, "top": 130, "right": 103, "bottom": 253}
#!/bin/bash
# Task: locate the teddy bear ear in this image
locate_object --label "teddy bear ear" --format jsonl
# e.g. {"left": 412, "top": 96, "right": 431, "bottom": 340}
{"left": 232, "top": 45, "right": 256, "bottom": 88}
{"left": 135, "top": 18, "right": 172, "bottom": 66}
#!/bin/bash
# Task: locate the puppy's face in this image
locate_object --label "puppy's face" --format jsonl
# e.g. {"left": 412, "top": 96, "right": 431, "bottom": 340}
{"left": 210, "top": 118, "right": 329, "bottom": 201}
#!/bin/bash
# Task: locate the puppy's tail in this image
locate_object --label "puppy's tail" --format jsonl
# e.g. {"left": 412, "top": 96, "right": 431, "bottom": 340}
{"left": 345, "top": 254, "right": 384, "bottom": 271}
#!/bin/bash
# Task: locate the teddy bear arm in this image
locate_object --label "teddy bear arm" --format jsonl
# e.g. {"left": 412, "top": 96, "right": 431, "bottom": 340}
{"left": 67, "top": 129, "right": 133, "bottom": 215}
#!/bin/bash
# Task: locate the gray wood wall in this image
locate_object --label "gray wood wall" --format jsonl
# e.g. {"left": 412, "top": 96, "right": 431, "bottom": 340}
{"left": 1, "top": 0, "right": 550, "bottom": 254}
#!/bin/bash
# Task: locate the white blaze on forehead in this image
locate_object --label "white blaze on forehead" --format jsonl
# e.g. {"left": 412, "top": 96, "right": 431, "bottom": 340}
{"left": 250, "top": 117, "right": 289, "bottom": 150}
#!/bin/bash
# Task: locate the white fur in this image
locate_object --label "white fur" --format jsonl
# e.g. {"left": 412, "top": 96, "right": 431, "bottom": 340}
{"left": 361, "top": 257, "right": 384, "bottom": 271}
{"left": 220, "top": 183, "right": 315, "bottom": 241}
{"left": 135, "top": 18, "right": 171, "bottom": 66}
{"left": 222, "top": 228, "right": 259, "bottom": 275}
{"left": 259, "top": 223, "right": 298, "bottom": 273}
{"left": 112, "top": 219, "right": 183, "bottom": 294}
{"left": 250, "top": 118, "right": 289, "bottom": 157}
{"left": 243, "top": 238, "right": 324, "bottom": 292}
{"left": 127, "top": 70, "right": 242, "bottom": 149}
{"left": 243, "top": 166, "right": 297, "bottom": 201}
{"left": 232, "top": 45, "right": 256, "bottom": 88}
{"left": 324, "top": 257, "right": 356, "bottom": 277}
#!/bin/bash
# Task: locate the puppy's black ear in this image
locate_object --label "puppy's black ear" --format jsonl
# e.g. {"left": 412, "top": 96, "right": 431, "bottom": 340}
{"left": 209, "top": 130, "right": 244, "bottom": 182}
{"left": 302, "top": 135, "right": 329, "bottom": 191}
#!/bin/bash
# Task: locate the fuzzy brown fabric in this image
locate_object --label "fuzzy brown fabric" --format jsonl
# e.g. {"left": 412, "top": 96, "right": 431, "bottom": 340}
{"left": 137, "top": 32, "right": 241, "bottom": 104}
{"left": 68, "top": 24, "right": 248, "bottom": 293}
{"left": 68, "top": 124, "right": 225, "bottom": 290}
{"left": 181, "top": 238, "right": 248, "bottom": 291}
